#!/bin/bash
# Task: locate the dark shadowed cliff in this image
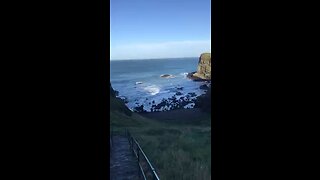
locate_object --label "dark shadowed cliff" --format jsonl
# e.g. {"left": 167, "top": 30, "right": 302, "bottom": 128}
{"left": 195, "top": 86, "right": 211, "bottom": 112}
{"left": 110, "top": 83, "right": 132, "bottom": 116}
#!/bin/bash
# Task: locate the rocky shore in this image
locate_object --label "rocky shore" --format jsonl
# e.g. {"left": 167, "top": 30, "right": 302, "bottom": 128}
{"left": 130, "top": 92, "right": 198, "bottom": 113}
{"left": 187, "top": 72, "right": 210, "bottom": 81}
{"left": 124, "top": 82, "right": 211, "bottom": 113}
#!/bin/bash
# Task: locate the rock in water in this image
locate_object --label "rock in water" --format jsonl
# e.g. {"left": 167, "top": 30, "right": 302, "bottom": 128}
{"left": 160, "top": 74, "right": 174, "bottom": 78}
{"left": 200, "top": 84, "right": 209, "bottom": 90}
{"left": 189, "top": 53, "right": 211, "bottom": 81}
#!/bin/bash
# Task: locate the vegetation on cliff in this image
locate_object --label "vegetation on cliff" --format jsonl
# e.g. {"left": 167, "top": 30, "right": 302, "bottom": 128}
{"left": 110, "top": 83, "right": 132, "bottom": 116}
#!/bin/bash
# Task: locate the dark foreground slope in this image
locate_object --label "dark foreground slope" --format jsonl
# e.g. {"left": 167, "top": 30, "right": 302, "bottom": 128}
{"left": 110, "top": 83, "right": 211, "bottom": 180}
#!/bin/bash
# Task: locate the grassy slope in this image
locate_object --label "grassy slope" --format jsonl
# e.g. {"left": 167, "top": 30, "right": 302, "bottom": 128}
{"left": 110, "top": 95, "right": 211, "bottom": 179}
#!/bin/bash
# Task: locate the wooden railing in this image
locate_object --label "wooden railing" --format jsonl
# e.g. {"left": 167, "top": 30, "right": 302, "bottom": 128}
{"left": 125, "top": 129, "right": 160, "bottom": 180}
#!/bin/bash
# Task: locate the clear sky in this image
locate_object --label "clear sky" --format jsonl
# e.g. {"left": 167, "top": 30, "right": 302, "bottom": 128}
{"left": 110, "top": 0, "right": 211, "bottom": 60}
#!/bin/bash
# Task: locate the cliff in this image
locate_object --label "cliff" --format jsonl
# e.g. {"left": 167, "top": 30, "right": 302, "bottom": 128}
{"left": 188, "top": 53, "right": 211, "bottom": 81}
{"left": 110, "top": 83, "right": 132, "bottom": 116}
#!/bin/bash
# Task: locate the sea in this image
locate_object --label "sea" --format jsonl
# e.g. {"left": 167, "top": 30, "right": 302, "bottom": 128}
{"left": 110, "top": 58, "right": 208, "bottom": 112}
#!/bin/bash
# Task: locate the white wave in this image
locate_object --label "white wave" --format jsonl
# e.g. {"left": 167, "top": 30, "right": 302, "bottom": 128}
{"left": 158, "top": 90, "right": 170, "bottom": 94}
{"left": 144, "top": 85, "right": 160, "bottom": 95}
{"left": 180, "top": 72, "right": 189, "bottom": 78}
{"left": 135, "top": 81, "right": 143, "bottom": 85}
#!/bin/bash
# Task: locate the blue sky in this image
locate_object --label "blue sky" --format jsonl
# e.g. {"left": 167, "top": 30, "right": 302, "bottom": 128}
{"left": 110, "top": 0, "right": 211, "bottom": 60}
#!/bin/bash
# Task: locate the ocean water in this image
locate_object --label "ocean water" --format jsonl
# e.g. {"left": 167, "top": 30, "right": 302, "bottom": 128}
{"left": 110, "top": 58, "right": 208, "bottom": 112}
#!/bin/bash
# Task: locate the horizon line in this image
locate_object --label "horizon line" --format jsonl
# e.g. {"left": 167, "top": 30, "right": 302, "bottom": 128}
{"left": 110, "top": 56, "right": 200, "bottom": 61}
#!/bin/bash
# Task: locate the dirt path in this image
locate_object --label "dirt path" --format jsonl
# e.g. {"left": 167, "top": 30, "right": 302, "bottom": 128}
{"left": 110, "top": 136, "right": 141, "bottom": 180}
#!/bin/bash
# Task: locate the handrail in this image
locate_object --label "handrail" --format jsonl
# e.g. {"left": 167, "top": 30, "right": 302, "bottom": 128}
{"left": 110, "top": 129, "right": 112, "bottom": 150}
{"left": 125, "top": 129, "right": 160, "bottom": 180}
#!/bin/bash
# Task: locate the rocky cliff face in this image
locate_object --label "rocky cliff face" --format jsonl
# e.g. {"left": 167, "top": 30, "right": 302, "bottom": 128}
{"left": 188, "top": 53, "right": 211, "bottom": 81}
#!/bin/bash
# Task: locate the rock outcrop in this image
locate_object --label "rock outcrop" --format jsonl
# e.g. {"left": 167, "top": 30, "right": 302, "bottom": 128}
{"left": 194, "top": 85, "right": 211, "bottom": 112}
{"left": 188, "top": 53, "right": 211, "bottom": 81}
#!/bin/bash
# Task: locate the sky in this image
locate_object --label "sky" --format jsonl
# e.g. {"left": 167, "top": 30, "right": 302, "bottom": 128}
{"left": 110, "top": 0, "right": 211, "bottom": 60}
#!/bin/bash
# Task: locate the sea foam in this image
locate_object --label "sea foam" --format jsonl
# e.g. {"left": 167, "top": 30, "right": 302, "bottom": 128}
{"left": 180, "top": 72, "right": 189, "bottom": 78}
{"left": 144, "top": 85, "right": 160, "bottom": 95}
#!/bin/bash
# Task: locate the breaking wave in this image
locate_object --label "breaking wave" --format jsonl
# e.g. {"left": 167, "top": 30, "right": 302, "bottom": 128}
{"left": 144, "top": 85, "right": 160, "bottom": 95}
{"left": 180, "top": 72, "right": 189, "bottom": 79}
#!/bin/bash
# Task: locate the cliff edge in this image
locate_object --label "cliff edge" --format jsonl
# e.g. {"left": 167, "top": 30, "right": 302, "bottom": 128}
{"left": 110, "top": 83, "right": 132, "bottom": 116}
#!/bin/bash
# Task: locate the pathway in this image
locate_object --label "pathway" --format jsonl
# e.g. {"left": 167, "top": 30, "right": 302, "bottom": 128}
{"left": 110, "top": 136, "right": 141, "bottom": 180}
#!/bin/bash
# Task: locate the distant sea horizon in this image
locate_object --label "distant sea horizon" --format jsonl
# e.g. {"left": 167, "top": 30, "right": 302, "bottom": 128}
{"left": 110, "top": 56, "right": 199, "bottom": 61}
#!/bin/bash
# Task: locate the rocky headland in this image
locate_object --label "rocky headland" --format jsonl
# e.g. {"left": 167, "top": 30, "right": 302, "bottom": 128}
{"left": 187, "top": 53, "right": 211, "bottom": 81}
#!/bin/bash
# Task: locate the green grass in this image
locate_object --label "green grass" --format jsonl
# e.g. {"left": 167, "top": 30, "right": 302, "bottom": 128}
{"left": 110, "top": 100, "right": 211, "bottom": 179}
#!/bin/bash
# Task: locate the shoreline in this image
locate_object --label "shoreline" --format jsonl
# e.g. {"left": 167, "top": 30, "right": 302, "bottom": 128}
{"left": 187, "top": 72, "right": 211, "bottom": 82}
{"left": 124, "top": 79, "right": 211, "bottom": 113}
{"left": 138, "top": 108, "right": 207, "bottom": 122}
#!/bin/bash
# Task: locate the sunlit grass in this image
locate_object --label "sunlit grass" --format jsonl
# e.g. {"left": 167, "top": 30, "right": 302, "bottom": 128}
{"left": 110, "top": 105, "right": 211, "bottom": 179}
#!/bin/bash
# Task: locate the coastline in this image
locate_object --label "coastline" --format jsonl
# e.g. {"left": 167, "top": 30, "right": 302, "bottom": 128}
{"left": 138, "top": 108, "right": 208, "bottom": 122}
{"left": 187, "top": 71, "right": 211, "bottom": 82}
{"left": 111, "top": 57, "right": 211, "bottom": 112}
